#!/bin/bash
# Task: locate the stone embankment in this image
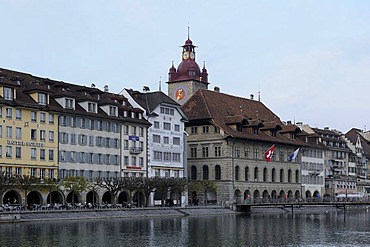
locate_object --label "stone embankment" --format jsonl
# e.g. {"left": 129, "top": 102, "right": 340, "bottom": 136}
{"left": 0, "top": 206, "right": 235, "bottom": 223}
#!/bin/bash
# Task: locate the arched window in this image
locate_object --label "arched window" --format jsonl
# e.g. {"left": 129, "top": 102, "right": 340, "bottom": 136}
{"left": 191, "top": 165, "right": 197, "bottom": 180}
{"left": 203, "top": 165, "right": 209, "bottom": 180}
{"left": 235, "top": 166, "right": 240, "bottom": 180}
{"left": 288, "top": 169, "right": 292, "bottom": 183}
{"left": 215, "top": 165, "right": 221, "bottom": 180}
{"left": 263, "top": 168, "right": 268, "bottom": 182}
{"left": 295, "top": 169, "right": 300, "bottom": 183}
{"left": 254, "top": 167, "right": 259, "bottom": 181}
{"left": 271, "top": 168, "right": 276, "bottom": 182}
{"left": 280, "top": 169, "right": 284, "bottom": 183}
{"left": 245, "top": 167, "right": 249, "bottom": 181}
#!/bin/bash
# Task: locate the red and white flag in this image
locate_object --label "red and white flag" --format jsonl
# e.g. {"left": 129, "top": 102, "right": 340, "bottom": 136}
{"left": 264, "top": 145, "right": 275, "bottom": 162}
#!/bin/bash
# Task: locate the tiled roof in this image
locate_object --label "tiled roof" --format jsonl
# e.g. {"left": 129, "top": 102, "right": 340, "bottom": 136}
{"left": 346, "top": 128, "right": 370, "bottom": 158}
{"left": 182, "top": 89, "right": 307, "bottom": 146}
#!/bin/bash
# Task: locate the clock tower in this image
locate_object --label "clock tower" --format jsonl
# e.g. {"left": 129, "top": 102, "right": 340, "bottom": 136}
{"left": 167, "top": 34, "right": 209, "bottom": 104}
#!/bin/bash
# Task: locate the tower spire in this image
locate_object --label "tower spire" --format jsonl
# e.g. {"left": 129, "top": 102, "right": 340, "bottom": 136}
{"left": 187, "top": 25, "right": 190, "bottom": 40}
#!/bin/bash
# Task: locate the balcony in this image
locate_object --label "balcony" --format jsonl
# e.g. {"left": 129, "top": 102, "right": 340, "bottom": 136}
{"left": 129, "top": 147, "right": 143, "bottom": 154}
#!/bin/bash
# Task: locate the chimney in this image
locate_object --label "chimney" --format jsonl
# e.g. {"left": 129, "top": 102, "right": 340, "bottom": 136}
{"left": 324, "top": 127, "right": 329, "bottom": 130}
{"left": 287, "top": 121, "right": 292, "bottom": 125}
{"left": 250, "top": 94, "right": 254, "bottom": 100}
{"left": 214, "top": 86, "right": 220, "bottom": 92}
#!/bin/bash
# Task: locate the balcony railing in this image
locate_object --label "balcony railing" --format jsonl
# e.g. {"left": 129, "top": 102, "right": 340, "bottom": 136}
{"left": 129, "top": 147, "right": 143, "bottom": 154}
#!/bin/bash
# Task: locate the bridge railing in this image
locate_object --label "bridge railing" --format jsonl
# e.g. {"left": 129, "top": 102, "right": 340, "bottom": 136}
{"left": 240, "top": 196, "right": 370, "bottom": 205}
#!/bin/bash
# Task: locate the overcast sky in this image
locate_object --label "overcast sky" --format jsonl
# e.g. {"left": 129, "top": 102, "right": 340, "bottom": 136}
{"left": 1, "top": 0, "right": 370, "bottom": 133}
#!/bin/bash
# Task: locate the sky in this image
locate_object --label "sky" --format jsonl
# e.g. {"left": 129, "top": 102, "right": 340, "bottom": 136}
{"left": 1, "top": 0, "right": 370, "bottom": 133}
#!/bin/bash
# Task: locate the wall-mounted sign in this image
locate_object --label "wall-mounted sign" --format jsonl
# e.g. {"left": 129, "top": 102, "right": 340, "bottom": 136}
{"left": 129, "top": 135, "right": 139, "bottom": 141}
{"left": 7, "top": 140, "right": 45, "bottom": 147}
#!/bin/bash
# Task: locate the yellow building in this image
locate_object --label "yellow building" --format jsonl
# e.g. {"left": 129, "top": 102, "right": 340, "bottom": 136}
{"left": 0, "top": 71, "right": 58, "bottom": 179}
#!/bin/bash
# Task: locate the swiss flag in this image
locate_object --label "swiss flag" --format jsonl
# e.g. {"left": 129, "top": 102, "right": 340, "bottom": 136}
{"left": 264, "top": 145, "right": 275, "bottom": 162}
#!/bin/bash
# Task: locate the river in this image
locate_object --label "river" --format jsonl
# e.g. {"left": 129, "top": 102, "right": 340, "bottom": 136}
{"left": 1, "top": 210, "right": 369, "bottom": 246}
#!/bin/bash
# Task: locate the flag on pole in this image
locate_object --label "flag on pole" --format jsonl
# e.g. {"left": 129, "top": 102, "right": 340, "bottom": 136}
{"left": 264, "top": 144, "right": 275, "bottom": 162}
{"left": 288, "top": 148, "right": 300, "bottom": 162}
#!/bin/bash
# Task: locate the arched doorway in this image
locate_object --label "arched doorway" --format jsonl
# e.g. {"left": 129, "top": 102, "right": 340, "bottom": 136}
{"left": 133, "top": 191, "right": 145, "bottom": 207}
{"left": 287, "top": 190, "right": 293, "bottom": 202}
{"left": 102, "top": 191, "right": 112, "bottom": 204}
{"left": 86, "top": 191, "right": 99, "bottom": 205}
{"left": 3, "top": 190, "right": 21, "bottom": 205}
{"left": 243, "top": 190, "right": 251, "bottom": 203}
{"left": 279, "top": 190, "right": 286, "bottom": 202}
{"left": 47, "top": 191, "right": 63, "bottom": 204}
{"left": 117, "top": 191, "right": 129, "bottom": 204}
{"left": 305, "top": 190, "right": 312, "bottom": 202}
{"left": 262, "top": 190, "right": 269, "bottom": 203}
{"left": 66, "top": 192, "right": 79, "bottom": 204}
{"left": 253, "top": 190, "right": 261, "bottom": 203}
{"left": 313, "top": 191, "right": 321, "bottom": 201}
{"left": 295, "top": 190, "right": 300, "bottom": 201}
{"left": 27, "top": 191, "right": 43, "bottom": 205}
{"left": 234, "top": 189, "right": 242, "bottom": 204}
{"left": 271, "top": 190, "right": 278, "bottom": 202}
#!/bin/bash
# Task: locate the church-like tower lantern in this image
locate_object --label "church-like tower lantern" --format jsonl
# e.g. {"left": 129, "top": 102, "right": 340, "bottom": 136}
{"left": 167, "top": 33, "right": 209, "bottom": 104}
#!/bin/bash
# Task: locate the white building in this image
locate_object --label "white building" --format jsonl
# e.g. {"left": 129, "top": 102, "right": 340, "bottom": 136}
{"left": 121, "top": 88, "right": 188, "bottom": 206}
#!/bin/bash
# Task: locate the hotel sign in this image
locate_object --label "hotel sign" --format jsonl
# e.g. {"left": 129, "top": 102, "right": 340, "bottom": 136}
{"left": 7, "top": 140, "right": 45, "bottom": 147}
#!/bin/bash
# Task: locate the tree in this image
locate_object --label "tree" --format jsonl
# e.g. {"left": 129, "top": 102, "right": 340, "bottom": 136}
{"left": 122, "top": 177, "right": 140, "bottom": 205}
{"left": 137, "top": 177, "right": 159, "bottom": 207}
{"left": 16, "top": 175, "right": 41, "bottom": 208}
{"left": 95, "top": 177, "right": 124, "bottom": 204}
{"left": 41, "top": 177, "right": 62, "bottom": 204}
{"left": 170, "top": 178, "right": 188, "bottom": 206}
{"left": 60, "top": 176, "right": 88, "bottom": 204}
{"left": 189, "top": 180, "right": 217, "bottom": 206}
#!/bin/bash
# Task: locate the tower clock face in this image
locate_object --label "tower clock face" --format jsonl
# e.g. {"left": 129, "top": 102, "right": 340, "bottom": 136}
{"left": 190, "top": 52, "right": 195, "bottom": 60}
{"left": 183, "top": 52, "right": 189, "bottom": 60}
{"left": 175, "top": 86, "right": 186, "bottom": 102}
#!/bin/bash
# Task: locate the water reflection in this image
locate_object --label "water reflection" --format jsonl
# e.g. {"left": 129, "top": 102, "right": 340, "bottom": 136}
{"left": 0, "top": 211, "right": 369, "bottom": 247}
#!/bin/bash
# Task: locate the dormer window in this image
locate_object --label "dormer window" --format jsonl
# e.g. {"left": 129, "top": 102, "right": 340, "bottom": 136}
{"left": 253, "top": 127, "right": 258, "bottom": 134}
{"left": 109, "top": 106, "right": 117, "bottom": 116}
{"left": 3, "top": 87, "right": 14, "bottom": 100}
{"left": 88, "top": 102, "right": 97, "bottom": 113}
{"left": 65, "top": 98, "right": 74, "bottom": 109}
{"left": 38, "top": 93, "right": 47, "bottom": 105}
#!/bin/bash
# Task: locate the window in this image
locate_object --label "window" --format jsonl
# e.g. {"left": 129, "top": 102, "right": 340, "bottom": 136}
{"left": 80, "top": 134, "right": 86, "bottom": 145}
{"left": 114, "top": 138, "right": 119, "bottom": 148}
{"left": 235, "top": 147, "right": 240, "bottom": 158}
{"left": 190, "top": 147, "right": 197, "bottom": 158}
{"left": 49, "top": 114, "right": 54, "bottom": 124}
{"left": 0, "top": 126, "right": 2, "bottom": 138}
{"left": 191, "top": 166, "right": 197, "bottom": 180}
{"left": 124, "top": 140, "right": 129, "bottom": 150}
{"left": 163, "top": 122, "right": 171, "bottom": 130}
{"left": 70, "top": 133, "right": 76, "bottom": 144}
{"left": 235, "top": 166, "right": 240, "bottom": 180}
{"left": 98, "top": 120, "right": 102, "bottom": 130}
{"left": 203, "top": 126, "right": 209, "bottom": 133}
{"left": 6, "top": 108, "right": 12, "bottom": 118}
{"left": 81, "top": 118, "right": 86, "bottom": 128}
{"left": 154, "top": 151, "right": 162, "bottom": 161}
{"left": 98, "top": 153, "right": 102, "bottom": 164}
{"left": 215, "top": 146, "right": 221, "bottom": 157}
{"left": 89, "top": 153, "right": 93, "bottom": 163}
{"left": 14, "top": 127, "right": 21, "bottom": 139}
{"left": 71, "top": 117, "right": 76, "bottom": 127}
{"left": 31, "top": 129, "right": 37, "bottom": 140}
{"left": 40, "top": 168, "right": 45, "bottom": 179}
{"left": 139, "top": 127, "right": 144, "bottom": 137}
{"left": 48, "top": 169, "right": 54, "bottom": 179}
{"left": 173, "top": 137, "right": 180, "bottom": 145}
{"left": 6, "top": 126, "right": 12, "bottom": 138}
{"left": 31, "top": 111, "right": 37, "bottom": 122}
{"left": 96, "top": 136, "right": 102, "bottom": 146}
{"left": 31, "top": 148, "right": 37, "bottom": 160}
{"left": 123, "top": 125, "right": 129, "bottom": 135}
{"left": 89, "top": 136, "right": 94, "bottom": 146}
{"left": 153, "top": 134, "right": 160, "bottom": 143}
{"left": 164, "top": 152, "right": 171, "bottom": 161}
{"left": 49, "top": 131, "right": 54, "bottom": 142}
{"left": 38, "top": 93, "right": 47, "bottom": 105}
{"left": 40, "top": 130, "right": 46, "bottom": 141}
{"left": 0, "top": 145, "right": 2, "bottom": 158}
{"left": 40, "top": 149, "right": 46, "bottom": 160}
{"left": 88, "top": 102, "right": 96, "bottom": 112}
{"left": 16, "top": 109, "right": 22, "bottom": 120}
{"left": 245, "top": 167, "right": 250, "bottom": 181}
{"left": 15, "top": 167, "right": 22, "bottom": 176}
{"left": 106, "top": 121, "right": 110, "bottom": 131}
{"left": 172, "top": 153, "right": 180, "bottom": 162}
{"left": 131, "top": 126, "right": 136, "bottom": 135}
{"left": 254, "top": 167, "right": 259, "bottom": 181}
{"left": 61, "top": 132, "right": 68, "bottom": 143}
{"left": 130, "top": 156, "right": 136, "bottom": 166}
{"left": 203, "top": 165, "right": 209, "bottom": 180}
{"left": 202, "top": 146, "right": 209, "bottom": 157}
{"left": 3, "top": 87, "right": 14, "bottom": 100}
{"left": 139, "top": 157, "right": 144, "bottom": 167}
{"left": 191, "top": 127, "right": 197, "bottom": 134}
{"left": 49, "top": 150, "right": 54, "bottom": 161}
{"left": 105, "top": 137, "right": 110, "bottom": 147}
{"left": 175, "top": 124, "right": 180, "bottom": 132}
{"left": 16, "top": 147, "right": 21, "bottom": 159}
{"left": 164, "top": 136, "right": 169, "bottom": 144}
{"left": 154, "top": 121, "right": 159, "bottom": 129}
{"left": 31, "top": 168, "right": 37, "bottom": 177}
{"left": 109, "top": 106, "right": 116, "bottom": 116}
{"left": 124, "top": 156, "right": 129, "bottom": 166}
{"left": 65, "top": 98, "right": 74, "bottom": 109}
{"left": 0, "top": 107, "right": 2, "bottom": 118}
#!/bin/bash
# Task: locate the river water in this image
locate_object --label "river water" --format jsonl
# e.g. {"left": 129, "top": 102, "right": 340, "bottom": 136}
{"left": 1, "top": 210, "right": 370, "bottom": 247}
